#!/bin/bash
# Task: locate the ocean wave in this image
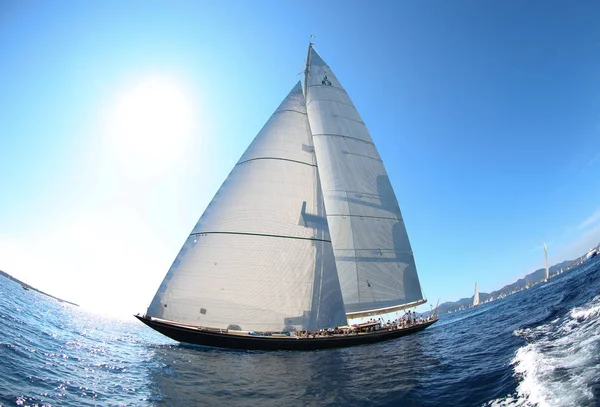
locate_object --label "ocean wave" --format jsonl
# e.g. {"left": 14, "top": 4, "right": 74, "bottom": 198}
{"left": 484, "top": 295, "right": 600, "bottom": 407}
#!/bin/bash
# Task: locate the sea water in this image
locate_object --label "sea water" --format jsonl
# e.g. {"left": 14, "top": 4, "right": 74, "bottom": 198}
{"left": 1, "top": 257, "right": 599, "bottom": 406}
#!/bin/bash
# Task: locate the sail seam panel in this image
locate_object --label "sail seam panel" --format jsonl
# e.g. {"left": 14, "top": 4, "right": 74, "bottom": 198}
{"left": 326, "top": 214, "right": 400, "bottom": 221}
{"left": 190, "top": 231, "right": 331, "bottom": 243}
{"left": 307, "top": 84, "right": 347, "bottom": 93}
{"left": 323, "top": 189, "right": 391, "bottom": 197}
{"left": 311, "top": 133, "right": 375, "bottom": 145}
{"left": 275, "top": 109, "right": 307, "bottom": 115}
{"left": 307, "top": 102, "right": 366, "bottom": 126}
{"left": 308, "top": 111, "right": 366, "bottom": 126}
{"left": 329, "top": 115, "right": 365, "bottom": 125}
{"left": 306, "top": 98, "right": 354, "bottom": 109}
{"left": 341, "top": 151, "right": 382, "bottom": 162}
{"left": 237, "top": 156, "right": 317, "bottom": 167}
{"left": 334, "top": 249, "right": 413, "bottom": 253}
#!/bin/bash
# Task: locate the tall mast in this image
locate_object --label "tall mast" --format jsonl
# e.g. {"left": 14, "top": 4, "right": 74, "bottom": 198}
{"left": 303, "top": 36, "right": 314, "bottom": 97}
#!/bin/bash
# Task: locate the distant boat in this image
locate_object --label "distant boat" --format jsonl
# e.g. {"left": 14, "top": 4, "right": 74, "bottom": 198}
{"left": 543, "top": 242, "right": 549, "bottom": 282}
{"left": 135, "top": 43, "right": 438, "bottom": 351}
{"left": 473, "top": 282, "right": 479, "bottom": 307}
{"left": 585, "top": 248, "right": 597, "bottom": 262}
{"left": 22, "top": 284, "right": 29, "bottom": 291}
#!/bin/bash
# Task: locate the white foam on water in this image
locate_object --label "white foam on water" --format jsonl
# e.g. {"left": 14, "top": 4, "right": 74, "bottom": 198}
{"left": 484, "top": 296, "right": 600, "bottom": 407}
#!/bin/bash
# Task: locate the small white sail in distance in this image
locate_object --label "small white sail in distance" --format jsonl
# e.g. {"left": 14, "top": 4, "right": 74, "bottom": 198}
{"left": 543, "top": 242, "right": 549, "bottom": 281}
{"left": 473, "top": 282, "right": 479, "bottom": 307}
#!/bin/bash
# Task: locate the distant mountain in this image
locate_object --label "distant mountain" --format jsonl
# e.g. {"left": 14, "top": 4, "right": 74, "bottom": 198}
{"left": 435, "top": 258, "right": 580, "bottom": 315}
{"left": 0, "top": 269, "right": 79, "bottom": 307}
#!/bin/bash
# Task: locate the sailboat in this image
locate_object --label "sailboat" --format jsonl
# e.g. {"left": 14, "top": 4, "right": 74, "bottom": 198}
{"left": 473, "top": 282, "right": 479, "bottom": 307}
{"left": 543, "top": 242, "right": 549, "bottom": 282}
{"left": 135, "top": 43, "right": 438, "bottom": 350}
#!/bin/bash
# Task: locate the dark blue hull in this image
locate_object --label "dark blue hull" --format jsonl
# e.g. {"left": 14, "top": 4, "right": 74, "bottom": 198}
{"left": 135, "top": 315, "right": 438, "bottom": 351}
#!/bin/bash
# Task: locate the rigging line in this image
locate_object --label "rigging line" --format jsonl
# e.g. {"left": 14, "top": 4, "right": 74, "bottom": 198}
{"left": 190, "top": 231, "right": 331, "bottom": 243}
{"left": 237, "top": 157, "right": 317, "bottom": 167}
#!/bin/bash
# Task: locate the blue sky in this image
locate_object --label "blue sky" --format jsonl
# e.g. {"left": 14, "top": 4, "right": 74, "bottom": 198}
{"left": 1, "top": 1, "right": 600, "bottom": 316}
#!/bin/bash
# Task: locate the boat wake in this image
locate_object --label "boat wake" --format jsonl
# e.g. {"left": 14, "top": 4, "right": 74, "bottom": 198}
{"left": 484, "top": 295, "right": 600, "bottom": 406}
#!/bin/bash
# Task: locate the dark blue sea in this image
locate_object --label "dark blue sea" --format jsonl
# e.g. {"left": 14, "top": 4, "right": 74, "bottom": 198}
{"left": 1, "top": 258, "right": 599, "bottom": 407}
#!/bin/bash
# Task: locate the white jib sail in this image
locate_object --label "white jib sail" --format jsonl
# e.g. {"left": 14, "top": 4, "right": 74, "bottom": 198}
{"left": 305, "top": 45, "right": 424, "bottom": 318}
{"left": 473, "top": 282, "right": 479, "bottom": 306}
{"left": 146, "top": 82, "right": 347, "bottom": 332}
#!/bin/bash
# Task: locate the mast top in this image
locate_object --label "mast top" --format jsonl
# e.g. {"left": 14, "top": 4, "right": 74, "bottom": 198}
{"left": 303, "top": 35, "right": 315, "bottom": 96}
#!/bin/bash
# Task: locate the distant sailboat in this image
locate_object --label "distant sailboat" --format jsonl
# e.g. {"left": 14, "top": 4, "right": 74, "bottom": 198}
{"left": 473, "top": 282, "right": 479, "bottom": 307}
{"left": 543, "top": 242, "right": 549, "bottom": 282}
{"left": 135, "top": 43, "right": 437, "bottom": 350}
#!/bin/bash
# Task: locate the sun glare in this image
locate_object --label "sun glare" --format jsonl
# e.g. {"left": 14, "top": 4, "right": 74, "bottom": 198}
{"left": 106, "top": 77, "right": 196, "bottom": 175}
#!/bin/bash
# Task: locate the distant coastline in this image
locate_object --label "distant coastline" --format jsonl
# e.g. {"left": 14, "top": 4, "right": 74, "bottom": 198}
{"left": 0, "top": 270, "right": 79, "bottom": 307}
{"left": 435, "top": 242, "right": 600, "bottom": 315}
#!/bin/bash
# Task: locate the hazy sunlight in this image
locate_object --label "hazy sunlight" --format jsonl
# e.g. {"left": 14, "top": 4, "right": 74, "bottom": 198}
{"left": 106, "top": 77, "right": 196, "bottom": 176}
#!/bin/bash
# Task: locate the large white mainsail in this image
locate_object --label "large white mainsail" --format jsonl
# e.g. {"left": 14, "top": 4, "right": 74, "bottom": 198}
{"left": 304, "top": 45, "right": 425, "bottom": 318}
{"left": 146, "top": 82, "right": 347, "bottom": 332}
{"left": 473, "top": 282, "right": 479, "bottom": 307}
